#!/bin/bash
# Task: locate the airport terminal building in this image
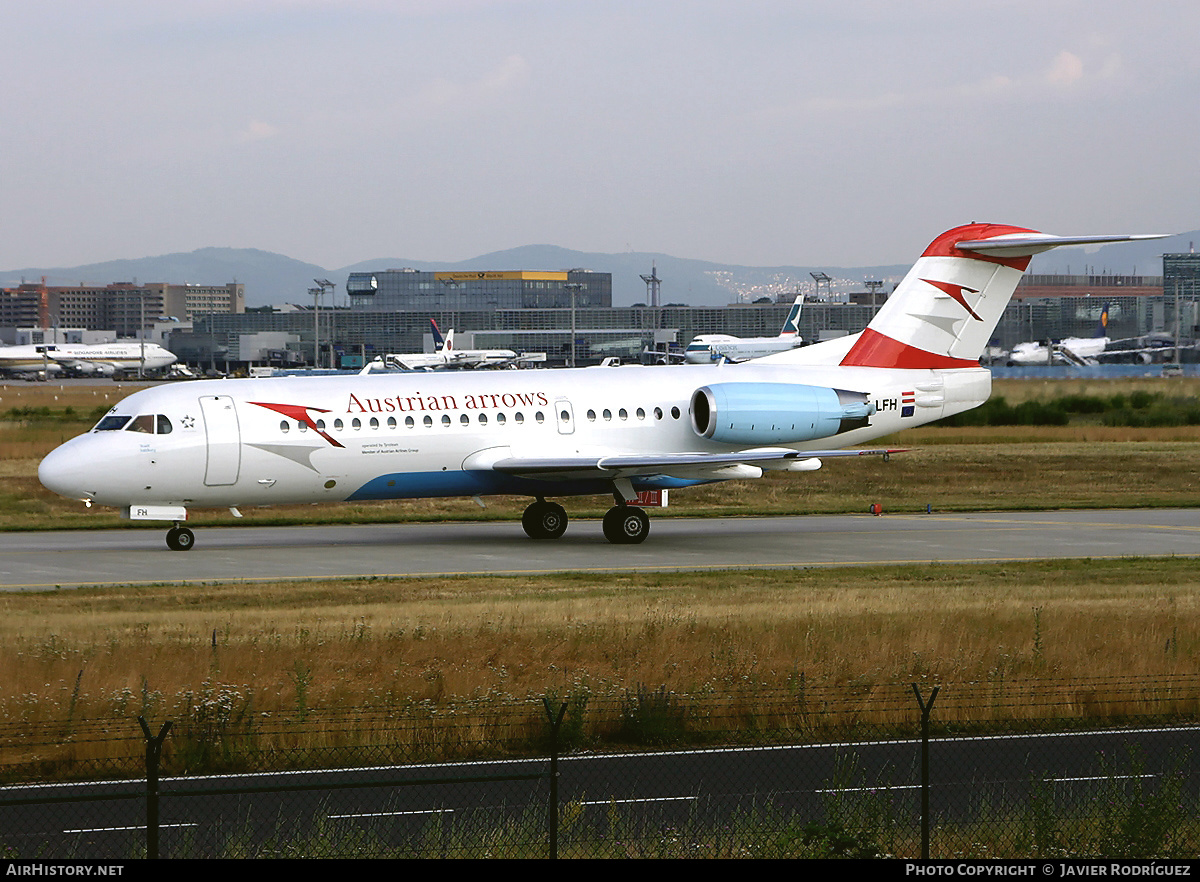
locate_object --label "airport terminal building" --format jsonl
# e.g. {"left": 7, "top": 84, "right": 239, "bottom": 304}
{"left": 171, "top": 268, "right": 1200, "bottom": 370}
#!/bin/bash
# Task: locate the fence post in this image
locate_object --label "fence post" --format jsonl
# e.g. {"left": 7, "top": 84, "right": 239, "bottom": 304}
{"left": 911, "top": 684, "right": 939, "bottom": 860}
{"left": 542, "top": 697, "right": 568, "bottom": 860}
{"left": 137, "top": 716, "right": 172, "bottom": 859}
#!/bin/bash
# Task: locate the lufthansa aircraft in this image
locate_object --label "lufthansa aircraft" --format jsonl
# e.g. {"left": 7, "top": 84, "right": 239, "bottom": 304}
{"left": 1007, "top": 304, "right": 1113, "bottom": 366}
{"left": 38, "top": 223, "right": 1163, "bottom": 550}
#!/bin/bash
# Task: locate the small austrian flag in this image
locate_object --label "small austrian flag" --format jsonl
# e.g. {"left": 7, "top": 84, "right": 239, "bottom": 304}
{"left": 901, "top": 391, "right": 915, "bottom": 418}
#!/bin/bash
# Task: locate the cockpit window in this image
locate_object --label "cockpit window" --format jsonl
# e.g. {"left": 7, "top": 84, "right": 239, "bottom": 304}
{"left": 126, "top": 415, "right": 156, "bottom": 433}
{"left": 94, "top": 415, "right": 131, "bottom": 431}
{"left": 156, "top": 415, "right": 173, "bottom": 434}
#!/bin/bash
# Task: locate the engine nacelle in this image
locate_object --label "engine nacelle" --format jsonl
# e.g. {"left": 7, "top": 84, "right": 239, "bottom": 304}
{"left": 690, "top": 383, "right": 875, "bottom": 445}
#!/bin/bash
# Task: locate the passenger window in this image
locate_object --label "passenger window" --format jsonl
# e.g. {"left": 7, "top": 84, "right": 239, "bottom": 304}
{"left": 442, "top": 414, "right": 451, "bottom": 427}
{"left": 636, "top": 408, "right": 646, "bottom": 420}
{"left": 125, "top": 415, "right": 155, "bottom": 433}
{"left": 405, "top": 416, "right": 415, "bottom": 428}
{"left": 619, "top": 408, "right": 628, "bottom": 421}
{"left": 515, "top": 413, "right": 524, "bottom": 425}
{"left": 587, "top": 409, "right": 596, "bottom": 421}
{"left": 535, "top": 411, "right": 545, "bottom": 424}
{"left": 387, "top": 417, "right": 397, "bottom": 429}
{"left": 334, "top": 419, "right": 344, "bottom": 431}
{"left": 369, "top": 417, "right": 379, "bottom": 430}
{"left": 496, "top": 413, "right": 506, "bottom": 425}
{"left": 280, "top": 421, "right": 290, "bottom": 434}
{"left": 479, "top": 413, "right": 488, "bottom": 425}
{"left": 671, "top": 406, "right": 681, "bottom": 419}
{"left": 423, "top": 415, "right": 433, "bottom": 427}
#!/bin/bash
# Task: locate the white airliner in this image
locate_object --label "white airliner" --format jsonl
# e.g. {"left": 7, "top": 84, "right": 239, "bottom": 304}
{"left": 362, "top": 320, "right": 543, "bottom": 371}
{"left": 683, "top": 295, "right": 805, "bottom": 363}
{"left": 0, "top": 342, "right": 177, "bottom": 378}
{"left": 1007, "top": 304, "right": 1113, "bottom": 366}
{"left": 38, "top": 223, "right": 1164, "bottom": 550}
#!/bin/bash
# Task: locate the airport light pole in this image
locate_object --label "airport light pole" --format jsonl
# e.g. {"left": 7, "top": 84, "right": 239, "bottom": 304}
{"left": 312, "top": 279, "right": 336, "bottom": 369}
{"left": 309, "top": 286, "right": 322, "bottom": 368}
{"left": 138, "top": 289, "right": 146, "bottom": 379}
{"left": 564, "top": 282, "right": 585, "bottom": 367}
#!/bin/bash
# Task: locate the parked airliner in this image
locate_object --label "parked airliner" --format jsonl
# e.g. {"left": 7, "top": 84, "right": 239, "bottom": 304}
{"left": 0, "top": 342, "right": 177, "bottom": 378}
{"left": 1007, "top": 304, "right": 1113, "bottom": 366}
{"left": 683, "top": 295, "right": 805, "bottom": 363}
{"left": 361, "top": 320, "right": 542, "bottom": 371}
{"left": 38, "top": 224, "right": 1163, "bottom": 550}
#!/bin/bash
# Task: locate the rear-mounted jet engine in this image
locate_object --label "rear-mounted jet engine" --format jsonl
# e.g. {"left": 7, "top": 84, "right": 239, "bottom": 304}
{"left": 690, "top": 383, "right": 875, "bottom": 445}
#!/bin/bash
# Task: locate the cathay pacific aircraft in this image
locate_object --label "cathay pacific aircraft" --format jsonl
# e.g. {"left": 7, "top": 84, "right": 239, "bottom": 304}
{"left": 38, "top": 223, "right": 1164, "bottom": 550}
{"left": 683, "top": 294, "right": 805, "bottom": 363}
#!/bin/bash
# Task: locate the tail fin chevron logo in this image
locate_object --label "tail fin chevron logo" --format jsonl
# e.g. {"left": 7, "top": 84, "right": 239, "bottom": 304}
{"left": 920, "top": 278, "right": 982, "bottom": 321}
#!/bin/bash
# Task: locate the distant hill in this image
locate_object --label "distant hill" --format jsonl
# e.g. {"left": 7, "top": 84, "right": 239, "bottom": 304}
{"left": 0, "top": 248, "right": 329, "bottom": 310}
{"left": 4, "top": 231, "right": 1194, "bottom": 310}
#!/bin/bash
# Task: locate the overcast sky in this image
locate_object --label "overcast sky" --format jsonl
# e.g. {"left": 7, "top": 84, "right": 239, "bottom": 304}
{"left": 2, "top": 1, "right": 1196, "bottom": 271}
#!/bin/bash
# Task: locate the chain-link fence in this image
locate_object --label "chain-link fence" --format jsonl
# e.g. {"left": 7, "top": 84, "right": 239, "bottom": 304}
{"left": 2, "top": 678, "right": 1199, "bottom": 859}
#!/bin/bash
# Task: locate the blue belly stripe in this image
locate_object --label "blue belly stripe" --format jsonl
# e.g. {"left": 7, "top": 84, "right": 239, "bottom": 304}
{"left": 347, "top": 471, "right": 704, "bottom": 501}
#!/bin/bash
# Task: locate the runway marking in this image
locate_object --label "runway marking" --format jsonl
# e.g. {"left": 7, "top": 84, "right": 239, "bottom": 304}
{"left": 580, "top": 796, "right": 698, "bottom": 806}
{"left": 64, "top": 823, "right": 198, "bottom": 833}
{"left": 329, "top": 809, "right": 453, "bottom": 819}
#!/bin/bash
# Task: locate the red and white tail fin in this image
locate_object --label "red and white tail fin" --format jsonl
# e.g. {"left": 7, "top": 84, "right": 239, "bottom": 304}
{"left": 839, "top": 223, "right": 1166, "bottom": 370}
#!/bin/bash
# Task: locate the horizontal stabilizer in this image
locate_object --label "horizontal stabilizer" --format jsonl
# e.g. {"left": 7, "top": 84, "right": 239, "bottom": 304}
{"left": 956, "top": 233, "right": 1168, "bottom": 258}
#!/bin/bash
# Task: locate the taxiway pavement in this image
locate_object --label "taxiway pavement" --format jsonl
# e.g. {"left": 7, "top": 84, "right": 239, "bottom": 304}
{"left": 4, "top": 508, "right": 1199, "bottom": 590}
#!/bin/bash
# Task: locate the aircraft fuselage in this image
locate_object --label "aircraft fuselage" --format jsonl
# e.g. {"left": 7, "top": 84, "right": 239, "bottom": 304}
{"left": 38, "top": 361, "right": 986, "bottom": 511}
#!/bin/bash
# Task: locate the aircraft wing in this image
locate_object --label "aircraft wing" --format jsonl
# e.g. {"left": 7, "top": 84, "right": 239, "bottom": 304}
{"left": 490, "top": 447, "right": 902, "bottom": 482}
{"left": 52, "top": 357, "right": 121, "bottom": 376}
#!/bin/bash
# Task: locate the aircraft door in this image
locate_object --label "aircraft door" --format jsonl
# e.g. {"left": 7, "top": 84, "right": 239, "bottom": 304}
{"left": 198, "top": 395, "right": 242, "bottom": 486}
{"left": 555, "top": 398, "right": 575, "bottom": 435}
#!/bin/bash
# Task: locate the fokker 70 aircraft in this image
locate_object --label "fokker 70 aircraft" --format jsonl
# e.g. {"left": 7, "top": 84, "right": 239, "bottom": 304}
{"left": 39, "top": 223, "right": 1163, "bottom": 550}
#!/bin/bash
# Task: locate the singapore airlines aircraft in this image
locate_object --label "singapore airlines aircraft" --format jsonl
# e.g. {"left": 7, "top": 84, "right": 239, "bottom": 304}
{"left": 0, "top": 342, "right": 177, "bottom": 378}
{"left": 683, "top": 295, "right": 805, "bottom": 363}
{"left": 38, "top": 223, "right": 1163, "bottom": 550}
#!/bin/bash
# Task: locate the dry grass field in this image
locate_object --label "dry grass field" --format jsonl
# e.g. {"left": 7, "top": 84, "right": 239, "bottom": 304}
{"left": 2, "top": 376, "right": 1200, "bottom": 767}
{"left": 2, "top": 559, "right": 1199, "bottom": 765}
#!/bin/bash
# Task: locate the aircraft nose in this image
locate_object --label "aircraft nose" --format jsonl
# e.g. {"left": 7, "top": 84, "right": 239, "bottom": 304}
{"left": 38, "top": 439, "right": 96, "bottom": 501}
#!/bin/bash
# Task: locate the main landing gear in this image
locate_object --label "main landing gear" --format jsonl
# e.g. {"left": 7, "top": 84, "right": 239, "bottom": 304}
{"left": 520, "top": 495, "right": 651, "bottom": 545}
{"left": 522, "top": 498, "right": 568, "bottom": 540}
{"left": 166, "top": 524, "right": 195, "bottom": 551}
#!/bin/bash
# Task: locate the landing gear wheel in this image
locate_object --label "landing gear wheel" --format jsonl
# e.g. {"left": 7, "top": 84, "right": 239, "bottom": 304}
{"left": 602, "top": 505, "right": 650, "bottom": 544}
{"left": 166, "top": 526, "right": 195, "bottom": 551}
{"left": 522, "top": 500, "right": 568, "bottom": 540}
